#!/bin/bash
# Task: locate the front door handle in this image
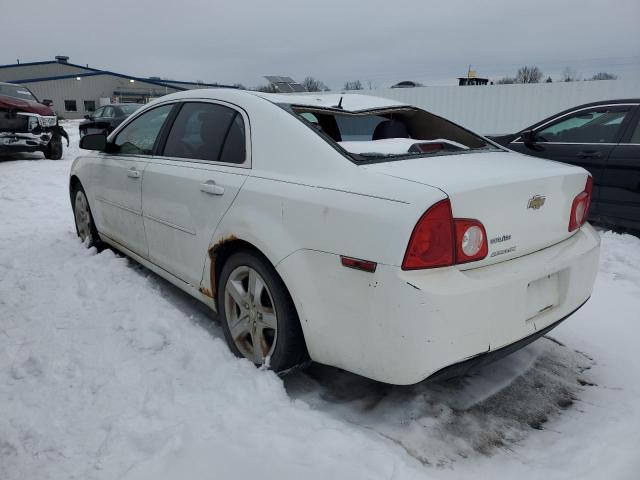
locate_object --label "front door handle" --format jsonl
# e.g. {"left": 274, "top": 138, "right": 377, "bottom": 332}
{"left": 577, "top": 150, "right": 603, "bottom": 159}
{"left": 127, "top": 168, "right": 140, "bottom": 179}
{"left": 200, "top": 180, "right": 225, "bottom": 196}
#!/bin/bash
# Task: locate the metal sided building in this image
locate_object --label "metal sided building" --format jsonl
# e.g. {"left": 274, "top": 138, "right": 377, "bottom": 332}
{"left": 0, "top": 56, "right": 225, "bottom": 119}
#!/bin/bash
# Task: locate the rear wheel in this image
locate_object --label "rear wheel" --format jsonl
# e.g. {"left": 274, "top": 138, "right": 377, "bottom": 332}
{"left": 72, "top": 185, "right": 101, "bottom": 248}
{"left": 218, "top": 250, "right": 308, "bottom": 372}
{"left": 44, "top": 136, "right": 63, "bottom": 160}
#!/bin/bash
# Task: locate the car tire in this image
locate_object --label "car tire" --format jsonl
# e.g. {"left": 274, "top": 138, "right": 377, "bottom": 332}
{"left": 218, "top": 249, "right": 308, "bottom": 372}
{"left": 44, "top": 136, "right": 63, "bottom": 160}
{"left": 71, "top": 184, "right": 102, "bottom": 248}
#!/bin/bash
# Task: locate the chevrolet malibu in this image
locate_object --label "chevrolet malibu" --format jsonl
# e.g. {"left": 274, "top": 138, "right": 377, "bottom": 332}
{"left": 70, "top": 89, "right": 600, "bottom": 385}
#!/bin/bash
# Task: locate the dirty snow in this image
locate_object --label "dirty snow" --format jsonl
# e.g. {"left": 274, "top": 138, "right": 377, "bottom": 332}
{"left": 1, "top": 121, "right": 639, "bottom": 479}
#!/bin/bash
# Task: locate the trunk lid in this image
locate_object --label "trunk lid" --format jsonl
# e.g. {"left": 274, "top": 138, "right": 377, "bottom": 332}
{"left": 363, "top": 150, "right": 589, "bottom": 269}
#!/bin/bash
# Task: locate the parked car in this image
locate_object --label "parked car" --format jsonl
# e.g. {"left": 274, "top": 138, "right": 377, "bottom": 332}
{"left": 70, "top": 90, "right": 599, "bottom": 385}
{"left": 79, "top": 103, "right": 141, "bottom": 137}
{"left": 489, "top": 99, "right": 640, "bottom": 231}
{"left": 0, "top": 82, "right": 68, "bottom": 159}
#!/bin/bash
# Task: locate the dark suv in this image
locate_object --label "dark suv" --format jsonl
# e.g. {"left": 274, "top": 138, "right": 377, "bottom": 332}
{"left": 0, "top": 82, "right": 68, "bottom": 159}
{"left": 489, "top": 99, "right": 640, "bottom": 231}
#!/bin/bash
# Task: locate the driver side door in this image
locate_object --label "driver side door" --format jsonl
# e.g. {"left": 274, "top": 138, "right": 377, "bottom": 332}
{"left": 91, "top": 103, "right": 175, "bottom": 257}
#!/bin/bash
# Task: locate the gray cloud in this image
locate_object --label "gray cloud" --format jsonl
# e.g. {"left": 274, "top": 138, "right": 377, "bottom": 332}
{"left": 3, "top": 0, "right": 639, "bottom": 88}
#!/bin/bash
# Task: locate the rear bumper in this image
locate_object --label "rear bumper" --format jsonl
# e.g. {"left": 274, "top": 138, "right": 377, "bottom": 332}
{"left": 277, "top": 224, "right": 600, "bottom": 385}
{"left": 426, "top": 299, "right": 586, "bottom": 382}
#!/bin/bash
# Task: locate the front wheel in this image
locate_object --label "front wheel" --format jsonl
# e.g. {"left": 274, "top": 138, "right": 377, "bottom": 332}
{"left": 44, "top": 136, "right": 63, "bottom": 160}
{"left": 72, "top": 185, "right": 101, "bottom": 248}
{"left": 218, "top": 250, "right": 308, "bottom": 372}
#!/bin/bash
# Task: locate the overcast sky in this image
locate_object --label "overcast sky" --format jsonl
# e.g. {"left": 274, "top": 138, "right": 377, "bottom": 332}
{"left": 3, "top": 0, "right": 639, "bottom": 88}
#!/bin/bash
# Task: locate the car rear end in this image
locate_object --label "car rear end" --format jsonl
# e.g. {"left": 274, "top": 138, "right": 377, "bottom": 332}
{"left": 274, "top": 96, "right": 600, "bottom": 385}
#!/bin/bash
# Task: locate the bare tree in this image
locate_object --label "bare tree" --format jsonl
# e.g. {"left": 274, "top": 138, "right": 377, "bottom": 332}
{"left": 545, "top": 76, "right": 553, "bottom": 83}
{"left": 302, "top": 76, "right": 330, "bottom": 92}
{"left": 515, "top": 66, "right": 543, "bottom": 84}
{"left": 561, "top": 67, "right": 579, "bottom": 82}
{"left": 343, "top": 80, "right": 363, "bottom": 91}
{"left": 590, "top": 72, "right": 618, "bottom": 81}
{"left": 496, "top": 76, "right": 516, "bottom": 85}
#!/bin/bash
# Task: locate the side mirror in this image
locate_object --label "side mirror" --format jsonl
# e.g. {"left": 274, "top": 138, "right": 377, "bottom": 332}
{"left": 84, "top": 114, "right": 93, "bottom": 120}
{"left": 42, "top": 99, "right": 53, "bottom": 106}
{"left": 79, "top": 133, "right": 107, "bottom": 152}
{"left": 521, "top": 129, "right": 537, "bottom": 146}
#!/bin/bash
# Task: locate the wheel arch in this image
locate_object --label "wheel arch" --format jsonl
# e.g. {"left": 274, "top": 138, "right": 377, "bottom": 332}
{"left": 206, "top": 234, "right": 310, "bottom": 357}
{"left": 69, "top": 175, "right": 82, "bottom": 202}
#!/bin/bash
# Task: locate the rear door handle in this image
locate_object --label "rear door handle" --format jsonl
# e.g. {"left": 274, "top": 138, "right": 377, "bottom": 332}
{"left": 127, "top": 168, "right": 140, "bottom": 179}
{"left": 577, "top": 150, "right": 603, "bottom": 159}
{"left": 200, "top": 180, "right": 225, "bottom": 196}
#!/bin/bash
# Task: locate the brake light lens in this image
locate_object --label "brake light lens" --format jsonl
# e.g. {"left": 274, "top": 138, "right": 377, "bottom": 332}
{"left": 402, "top": 200, "right": 489, "bottom": 270}
{"left": 402, "top": 199, "right": 455, "bottom": 270}
{"left": 454, "top": 220, "right": 488, "bottom": 263}
{"left": 568, "top": 176, "right": 593, "bottom": 232}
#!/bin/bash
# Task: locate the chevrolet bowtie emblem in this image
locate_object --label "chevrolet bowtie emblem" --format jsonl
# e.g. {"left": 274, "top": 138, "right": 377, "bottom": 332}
{"left": 527, "top": 195, "right": 546, "bottom": 210}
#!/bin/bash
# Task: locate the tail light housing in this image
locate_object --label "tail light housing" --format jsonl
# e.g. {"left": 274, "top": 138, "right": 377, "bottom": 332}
{"left": 454, "top": 219, "right": 488, "bottom": 264}
{"left": 568, "top": 176, "right": 593, "bottom": 232}
{"left": 402, "top": 200, "right": 455, "bottom": 270}
{"left": 402, "top": 199, "right": 488, "bottom": 270}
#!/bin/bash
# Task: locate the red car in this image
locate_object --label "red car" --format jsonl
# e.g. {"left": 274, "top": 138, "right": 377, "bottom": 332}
{"left": 0, "top": 82, "right": 68, "bottom": 159}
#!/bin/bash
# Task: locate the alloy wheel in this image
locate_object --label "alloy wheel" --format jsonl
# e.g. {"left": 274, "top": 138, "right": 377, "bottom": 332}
{"left": 224, "top": 265, "right": 278, "bottom": 364}
{"left": 74, "top": 190, "right": 92, "bottom": 241}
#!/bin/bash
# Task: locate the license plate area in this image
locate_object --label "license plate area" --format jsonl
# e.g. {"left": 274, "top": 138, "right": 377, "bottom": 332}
{"left": 526, "top": 273, "right": 560, "bottom": 321}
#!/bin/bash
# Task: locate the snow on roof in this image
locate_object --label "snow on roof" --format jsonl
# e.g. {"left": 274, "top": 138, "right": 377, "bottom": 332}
{"left": 250, "top": 92, "right": 408, "bottom": 112}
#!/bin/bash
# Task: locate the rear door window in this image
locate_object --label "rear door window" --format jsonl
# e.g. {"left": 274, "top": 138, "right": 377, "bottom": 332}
{"left": 162, "top": 102, "right": 246, "bottom": 164}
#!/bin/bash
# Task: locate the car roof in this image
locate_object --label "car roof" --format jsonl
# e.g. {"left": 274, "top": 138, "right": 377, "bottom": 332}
{"left": 249, "top": 91, "right": 408, "bottom": 112}
{"left": 148, "top": 88, "right": 408, "bottom": 113}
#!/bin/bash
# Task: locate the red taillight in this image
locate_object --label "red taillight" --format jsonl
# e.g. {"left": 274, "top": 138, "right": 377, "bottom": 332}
{"left": 402, "top": 199, "right": 455, "bottom": 270}
{"left": 454, "top": 219, "right": 488, "bottom": 264}
{"left": 569, "top": 176, "right": 593, "bottom": 232}
{"left": 402, "top": 200, "right": 488, "bottom": 270}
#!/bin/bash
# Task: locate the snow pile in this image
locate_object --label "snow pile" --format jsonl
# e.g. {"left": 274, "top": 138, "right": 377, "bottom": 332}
{"left": 1, "top": 123, "right": 639, "bottom": 479}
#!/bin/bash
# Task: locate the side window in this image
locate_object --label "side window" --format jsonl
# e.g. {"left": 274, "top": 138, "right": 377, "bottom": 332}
{"left": 93, "top": 107, "right": 104, "bottom": 118}
{"left": 103, "top": 107, "right": 115, "bottom": 118}
{"left": 219, "top": 113, "right": 246, "bottom": 164}
{"left": 537, "top": 107, "right": 630, "bottom": 144}
{"left": 113, "top": 104, "right": 173, "bottom": 155}
{"left": 163, "top": 102, "right": 245, "bottom": 163}
{"left": 627, "top": 119, "right": 640, "bottom": 144}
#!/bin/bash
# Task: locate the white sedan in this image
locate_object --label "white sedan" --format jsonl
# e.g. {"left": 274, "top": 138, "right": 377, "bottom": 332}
{"left": 70, "top": 90, "right": 599, "bottom": 385}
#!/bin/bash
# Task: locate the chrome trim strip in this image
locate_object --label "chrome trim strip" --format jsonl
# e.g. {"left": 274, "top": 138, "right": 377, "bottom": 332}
{"left": 95, "top": 195, "right": 140, "bottom": 215}
{"left": 142, "top": 213, "right": 196, "bottom": 235}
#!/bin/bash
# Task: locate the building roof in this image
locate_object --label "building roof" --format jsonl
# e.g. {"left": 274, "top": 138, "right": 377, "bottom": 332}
{"left": 0, "top": 60, "right": 233, "bottom": 90}
{"left": 0, "top": 60, "right": 100, "bottom": 72}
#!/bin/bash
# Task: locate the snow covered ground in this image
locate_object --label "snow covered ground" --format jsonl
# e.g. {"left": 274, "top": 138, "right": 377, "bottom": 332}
{"left": 1, "top": 121, "right": 639, "bottom": 479}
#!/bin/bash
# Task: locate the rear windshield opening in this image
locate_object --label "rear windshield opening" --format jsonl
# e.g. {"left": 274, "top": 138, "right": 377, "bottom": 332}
{"left": 292, "top": 106, "right": 496, "bottom": 162}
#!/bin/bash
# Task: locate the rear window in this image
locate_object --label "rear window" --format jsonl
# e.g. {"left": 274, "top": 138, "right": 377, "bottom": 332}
{"left": 290, "top": 106, "right": 495, "bottom": 163}
{"left": 120, "top": 104, "right": 141, "bottom": 116}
